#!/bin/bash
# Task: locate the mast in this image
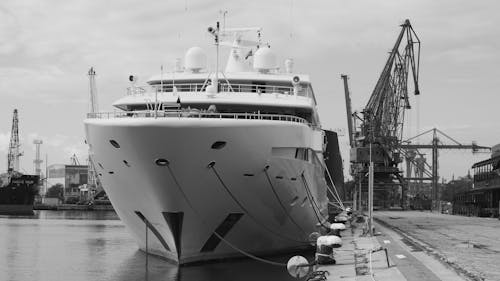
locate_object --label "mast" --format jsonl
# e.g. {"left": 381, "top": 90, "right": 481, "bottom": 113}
{"left": 88, "top": 67, "right": 98, "bottom": 114}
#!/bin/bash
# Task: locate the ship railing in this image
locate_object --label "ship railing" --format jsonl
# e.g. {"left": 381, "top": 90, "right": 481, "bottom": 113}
{"left": 87, "top": 110, "right": 310, "bottom": 125}
{"left": 128, "top": 82, "right": 310, "bottom": 97}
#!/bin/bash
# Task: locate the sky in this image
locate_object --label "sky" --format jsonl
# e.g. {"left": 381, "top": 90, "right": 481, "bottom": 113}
{"left": 0, "top": 0, "right": 499, "bottom": 181}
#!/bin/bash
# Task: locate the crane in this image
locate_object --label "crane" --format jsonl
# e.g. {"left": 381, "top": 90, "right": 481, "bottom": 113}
{"left": 7, "top": 109, "right": 23, "bottom": 174}
{"left": 347, "top": 19, "right": 421, "bottom": 209}
{"left": 400, "top": 128, "right": 490, "bottom": 210}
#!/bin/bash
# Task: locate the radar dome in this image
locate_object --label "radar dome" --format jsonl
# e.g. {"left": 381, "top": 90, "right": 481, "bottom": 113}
{"left": 253, "top": 47, "right": 277, "bottom": 73}
{"left": 185, "top": 47, "right": 207, "bottom": 73}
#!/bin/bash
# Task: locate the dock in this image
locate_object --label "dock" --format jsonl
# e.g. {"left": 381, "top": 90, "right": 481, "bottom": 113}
{"left": 304, "top": 213, "right": 468, "bottom": 281}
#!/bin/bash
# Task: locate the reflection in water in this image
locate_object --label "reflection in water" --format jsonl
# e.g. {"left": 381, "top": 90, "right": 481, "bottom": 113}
{"left": 0, "top": 211, "right": 306, "bottom": 281}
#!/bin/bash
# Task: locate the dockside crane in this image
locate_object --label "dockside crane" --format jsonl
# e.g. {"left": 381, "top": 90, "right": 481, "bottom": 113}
{"left": 400, "top": 128, "right": 490, "bottom": 210}
{"left": 7, "top": 109, "right": 23, "bottom": 174}
{"left": 347, "top": 20, "right": 421, "bottom": 209}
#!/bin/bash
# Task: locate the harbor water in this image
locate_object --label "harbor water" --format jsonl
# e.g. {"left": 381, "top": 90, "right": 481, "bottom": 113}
{"left": 0, "top": 211, "right": 305, "bottom": 281}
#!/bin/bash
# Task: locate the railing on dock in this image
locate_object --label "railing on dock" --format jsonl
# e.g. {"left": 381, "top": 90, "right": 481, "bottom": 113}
{"left": 87, "top": 110, "right": 310, "bottom": 126}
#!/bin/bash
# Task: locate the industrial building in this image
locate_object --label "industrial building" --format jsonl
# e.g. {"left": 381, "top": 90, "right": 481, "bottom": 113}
{"left": 453, "top": 144, "right": 500, "bottom": 217}
{"left": 47, "top": 164, "right": 94, "bottom": 203}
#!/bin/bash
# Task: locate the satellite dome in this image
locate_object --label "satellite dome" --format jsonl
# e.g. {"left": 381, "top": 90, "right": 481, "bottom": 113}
{"left": 253, "top": 46, "right": 277, "bottom": 73}
{"left": 185, "top": 47, "right": 207, "bottom": 73}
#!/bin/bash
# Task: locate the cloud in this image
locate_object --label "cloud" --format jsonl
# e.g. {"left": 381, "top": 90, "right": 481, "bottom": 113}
{"left": 0, "top": 132, "right": 9, "bottom": 153}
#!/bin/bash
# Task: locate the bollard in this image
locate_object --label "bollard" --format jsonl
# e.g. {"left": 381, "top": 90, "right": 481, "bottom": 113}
{"left": 329, "top": 223, "right": 346, "bottom": 237}
{"left": 316, "top": 236, "right": 342, "bottom": 265}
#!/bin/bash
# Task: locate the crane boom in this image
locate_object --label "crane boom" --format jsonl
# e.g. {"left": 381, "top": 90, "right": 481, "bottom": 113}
{"left": 341, "top": 74, "right": 355, "bottom": 147}
{"left": 363, "top": 19, "right": 420, "bottom": 148}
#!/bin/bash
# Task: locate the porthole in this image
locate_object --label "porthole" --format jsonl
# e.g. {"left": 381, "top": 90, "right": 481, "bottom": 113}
{"left": 276, "top": 176, "right": 284, "bottom": 179}
{"left": 123, "top": 160, "right": 130, "bottom": 167}
{"left": 98, "top": 173, "right": 102, "bottom": 176}
{"left": 108, "top": 171, "right": 114, "bottom": 174}
{"left": 211, "top": 141, "right": 226, "bottom": 150}
{"left": 155, "top": 158, "right": 169, "bottom": 166}
{"left": 243, "top": 173, "right": 254, "bottom": 177}
{"left": 291, "top": 177, "right": 297, "bottom": 181}
{"left": 110, "top": 140, "right": 120, "bottom": 148}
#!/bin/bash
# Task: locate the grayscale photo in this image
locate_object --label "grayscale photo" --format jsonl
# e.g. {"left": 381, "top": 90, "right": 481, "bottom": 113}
{"left": 0, "top": 0, "right": 498, "bottom": 280}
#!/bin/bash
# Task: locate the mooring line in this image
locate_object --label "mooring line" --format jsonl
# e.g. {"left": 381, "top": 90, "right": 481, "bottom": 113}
{"left": 300, "top": 173, "right": 329, "bottom": 229}
{"left": 165, "top": 164, "right": 287, "bottom": 267}
{"left": 209, "top": 164, "right": 307, "bottom": 244}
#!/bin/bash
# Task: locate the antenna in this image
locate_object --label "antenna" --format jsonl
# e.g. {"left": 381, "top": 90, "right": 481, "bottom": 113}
{"left": 219, "top": 10, "right": 228, "bottom": 32}
{"left": 207, "top": 22, "right": 220, "bottom": 93}
{"left": 88, "top": 67, "right": 98, "bottom": 113}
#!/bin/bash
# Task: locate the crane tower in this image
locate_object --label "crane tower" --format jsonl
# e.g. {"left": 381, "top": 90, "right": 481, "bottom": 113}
{"left": 7, "top": 109, "right": 22, "bottom": 174}
{"left": 347, "top": 20, "right": 421, "bottom": 209}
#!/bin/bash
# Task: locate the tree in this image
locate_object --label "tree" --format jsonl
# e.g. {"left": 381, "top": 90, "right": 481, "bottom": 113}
{"left": 46, "top": 184, "right": 64, "bottom": 199}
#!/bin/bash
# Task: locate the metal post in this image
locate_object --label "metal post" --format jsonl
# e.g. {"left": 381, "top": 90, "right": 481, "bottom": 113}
{"left": 432, "top": 130, "right": 439, "bottom": 212}
{"left": 145, "top": 221, "right": 148, "bottom": 281}
{"left": 368, "top": 162, "right": 374, "bottom": 236}
{"left": 353, "top": 184, "right": 357, "bottom": 212}
{"left": 215, "top": 22, "right": 220, "bottom": 93}
{"left": 359, "top": 175, "right": 363, "bottom": 212}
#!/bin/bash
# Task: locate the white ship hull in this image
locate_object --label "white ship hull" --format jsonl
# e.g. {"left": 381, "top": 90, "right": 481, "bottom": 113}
{"left": 84, "top": 117, "right": 329, "bottom": 264}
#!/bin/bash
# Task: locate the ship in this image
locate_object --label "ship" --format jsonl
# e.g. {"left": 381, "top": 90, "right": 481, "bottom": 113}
{"left": 0, "top": 173, "right": 39, "bottom": 215}
{"left": 84, "top": 25, "right": 343, "bottom": 264}
{"left": 0, "top": 109, "right": 40, "bottom": 215}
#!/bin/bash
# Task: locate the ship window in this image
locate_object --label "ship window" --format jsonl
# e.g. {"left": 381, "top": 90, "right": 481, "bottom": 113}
{"left": 243, "top": 173, "right": 254, "bottom": 177}
{"left": 295, "top": 148, "right": 308, "bottom": 161}
{"left": 110, "top": 140, "right": 120, "bottom": 148}
{"left": 123, "top": 160, "right": 130, "bottom": 167}
{"left": 155, "top": 158, "right": 169, "bottom": 166}
{"left": 108, "top": 171, "right": 114, "bottom": 174}
{"left": 211, "top": 141, "right": 226, "bottom": 150}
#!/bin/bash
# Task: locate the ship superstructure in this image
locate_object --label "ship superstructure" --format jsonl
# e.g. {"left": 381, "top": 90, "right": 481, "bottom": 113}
{"left": 84, "top": 25, "right": 337, "bottom": 263}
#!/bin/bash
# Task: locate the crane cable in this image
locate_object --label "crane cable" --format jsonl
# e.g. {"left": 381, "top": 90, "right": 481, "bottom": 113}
{"left": 165, "top": 164, "right": 287, "bottom": 267}
{"left": 209, "top": 163, "right": 308, "bottom": 244}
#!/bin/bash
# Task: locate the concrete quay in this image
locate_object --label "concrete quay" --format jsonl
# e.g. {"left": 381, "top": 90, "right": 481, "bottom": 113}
{"left": 316, "top": 218, "right": 406, "bottom": 281}
{"left": 375, "top": 211, "right": 500, "bottom": 281}
{"left": 314, "top": 214, "right": 467, "bottom": 281}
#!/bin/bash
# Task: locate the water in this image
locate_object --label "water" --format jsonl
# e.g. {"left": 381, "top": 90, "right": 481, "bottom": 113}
{"left": 0, "top": 211, "right": 306, "bottom": 281}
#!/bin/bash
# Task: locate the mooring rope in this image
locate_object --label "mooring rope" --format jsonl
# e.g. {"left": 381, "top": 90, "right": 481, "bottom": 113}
{"left": 300, "top": 173, "right": 330, "bottom": 229}
{"left": 311, "top": 152, "right": 345, "bottom": 210}
{"left": 263, "top": 167, "right": 309, "bottom": 239}
{"left": 165, "top": 164, "right": 288, "bottom": 267}
{"left": 209, "top": 163, "right": 307, "bottom": 243}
